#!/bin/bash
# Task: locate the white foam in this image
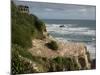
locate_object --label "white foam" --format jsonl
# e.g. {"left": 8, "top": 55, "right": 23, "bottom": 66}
{"left": 46, "top": 23, "right": 96, "bottom": 59}
{"left": 56, "top": 37, "right": 96, "bottom": 59}
{"left": 55, "top": 37, "right": 69, "bottom": 43}
{"left": 46, "top": 23, "right": 96, "bottom": 36}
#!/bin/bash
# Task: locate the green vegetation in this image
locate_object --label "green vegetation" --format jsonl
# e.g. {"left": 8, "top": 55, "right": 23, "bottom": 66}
{"left": 52, "top": 57, "right": 79, "bottom": 71}
{"left": 11, "top": 1, "right": 85, "bottom": 74}
{"left": 11, "top": 44, "right": 79, "bottom": 74}
{"left": 11, "top": 44, "right": 35, "bottom": 74}
{"left": 46, "top": 40, "right": 58, "bottom": 50}
{"left": 12, "top": 44, "right": 34, "bottom": 61}
{"left": 11, "top": 44, "right": 47, "bottom": 74}
{"left": 78, "top": 57, "right": 86, "bottom": 69}
{"left": 11, "top": 1, "right": 46, "bottom": 48}
{"left": 11, "top": 1, "right": 47, "bottom": 74}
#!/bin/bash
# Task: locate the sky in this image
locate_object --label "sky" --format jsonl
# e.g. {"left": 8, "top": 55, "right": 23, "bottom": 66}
{"left": 13, "top": 0, "right": 96, "bottom": 20}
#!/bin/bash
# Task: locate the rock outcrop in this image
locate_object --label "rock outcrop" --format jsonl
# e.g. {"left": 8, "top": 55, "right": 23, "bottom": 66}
{"left": 29, "top": 37, "right": 91, "bottom": 70}
{"left": 11, "top": 1, "right": 91, "bottom": 74}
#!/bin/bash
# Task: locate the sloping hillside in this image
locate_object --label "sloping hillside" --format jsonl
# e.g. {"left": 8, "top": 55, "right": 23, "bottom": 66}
{"left": 11, "top": 1, "right": 48, "bottom": 74}
{"left": 11, "top": 1, "right": 91, "bottom": 74}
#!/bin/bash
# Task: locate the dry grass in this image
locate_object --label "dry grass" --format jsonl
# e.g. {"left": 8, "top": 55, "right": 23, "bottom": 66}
{"left": 28, "top": 38, "right": 86, "bottom": 58}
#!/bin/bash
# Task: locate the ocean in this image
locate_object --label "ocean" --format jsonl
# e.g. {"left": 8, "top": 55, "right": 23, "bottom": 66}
{"left": 43, "top": 19, "right": 96, "bottom": 59}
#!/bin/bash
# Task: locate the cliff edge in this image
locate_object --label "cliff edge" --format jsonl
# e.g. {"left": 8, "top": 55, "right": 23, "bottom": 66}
{"left": 11, "top": 1, "right": 91, "bottom": 74}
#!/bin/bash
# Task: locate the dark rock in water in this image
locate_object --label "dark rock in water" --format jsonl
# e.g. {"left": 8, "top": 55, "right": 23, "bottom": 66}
{"left": 91, "top": 59, "right": 96, "bottom": 69}
{"left": 59, "top": 25, "right": 65, "bottom": 27}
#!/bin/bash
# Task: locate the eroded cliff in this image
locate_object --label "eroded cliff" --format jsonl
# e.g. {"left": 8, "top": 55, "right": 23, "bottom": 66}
{"left": 11, "top": 1, "right": 91, "bottom": 74}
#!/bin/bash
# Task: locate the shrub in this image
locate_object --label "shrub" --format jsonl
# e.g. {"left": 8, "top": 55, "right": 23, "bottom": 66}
{"left": 46, "top": 40, "right": 58, "bottom": 50}
{"left": 11, "top": 44, "right": 48, "bottom": 74}
{"left": 52, "top": 57, "right": 79, "bottom": 71}
{"left": 78, "top": 57, "right": 86, "bottom": 69}
{"left": 11, "top": 54, "right": 34, "bottom": 74}
{"left": 53, "top": 56, "right": 63, "bottom": 64}
{"left": 34, "top": 16, "right": 46, "bottom": 32}
{"left": 11, "top": 44, "right": 34, "bottom": 62}
{"left": 11, "top": 44, "right": 34, "bottom": 74}
{"left": 11, "top": 2, "right": 46, "bottom": 48}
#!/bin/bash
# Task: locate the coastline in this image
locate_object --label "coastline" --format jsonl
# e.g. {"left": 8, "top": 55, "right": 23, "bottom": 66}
{"left": 29, "top": 34, "right": 92, "bottom": 70}
{"left": 45, "top": 23, "right": 96, "bottom": 60}
{"left": 11, "top": 1, "right": 95, "bottom": 74}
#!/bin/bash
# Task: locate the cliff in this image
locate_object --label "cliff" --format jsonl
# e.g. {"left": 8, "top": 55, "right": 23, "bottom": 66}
{"left": 29, "top": 39, "right": 91, "bottom": 70}
{"left": 11, "top": 1, "right": 91, "bottom": 74}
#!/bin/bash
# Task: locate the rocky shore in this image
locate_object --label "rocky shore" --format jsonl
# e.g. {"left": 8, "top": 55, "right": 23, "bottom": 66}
{"left": 29, "top": 34, "right": 91, "bottom": 70}
{"left": 11, "top": 1, "right": 94, "bottom": 74}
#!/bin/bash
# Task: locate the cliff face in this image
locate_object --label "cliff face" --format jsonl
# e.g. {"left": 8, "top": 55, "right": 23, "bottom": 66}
{"left": 29, "top": 39, "right": 91, "bottom": 70}
{"left": 11, "top": 1, "right": 91, "bottom": 74}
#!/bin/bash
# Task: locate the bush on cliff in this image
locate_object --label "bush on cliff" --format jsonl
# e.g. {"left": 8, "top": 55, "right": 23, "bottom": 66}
{"left": 11, "top": 44, "right": 80, "bottom": 73}
{"left": 52, "top": 57, "right": 79, "bottom": 71}
{"left": 11, "top": 1, "right": 47, "bottom": 74}
{"left": 46, "top": 40, "right": 58, "bottom": 50}
{"left": 11, "top": 44, "right": 35, "bottom": 74}
{"left": 11, "top": 44, "right": 47, "bottom": 74}
{"left": 11, "top": 1, "right": 82, "bottom": 74}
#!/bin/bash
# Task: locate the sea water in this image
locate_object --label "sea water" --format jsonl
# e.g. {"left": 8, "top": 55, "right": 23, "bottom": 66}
{"left": 43, "top": 19, "right": 96, "bottom": 59}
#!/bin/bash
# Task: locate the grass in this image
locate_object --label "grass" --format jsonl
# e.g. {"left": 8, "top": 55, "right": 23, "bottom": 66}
{"left": 11, "top": 1, "right": 82, "bottom": 74}
{"left": 11, "top": 44, "right": 47, "bottom": 74}
{"left": 11, "top": 1, "right": 46, "bottom": 48}
{"left": 11, "top": 44, "right": 34, "bottom": 74}
{"left": 52, "top": 56, "right": 79, "bottom": 71}
{"left": 11, "top": 44, "right": 80, "bottom": 73}
{"left": 11, "top": 2, "right": 47, "bottom": 74}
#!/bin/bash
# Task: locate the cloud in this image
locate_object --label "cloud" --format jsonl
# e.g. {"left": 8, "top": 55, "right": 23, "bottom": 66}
{"left": 14, "top": 1, "right": 96, "bottom": 20}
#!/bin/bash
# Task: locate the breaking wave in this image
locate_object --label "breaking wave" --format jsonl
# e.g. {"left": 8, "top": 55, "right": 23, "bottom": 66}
{"left": 46, "top": 23, "right": 96, "bottom": 59}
